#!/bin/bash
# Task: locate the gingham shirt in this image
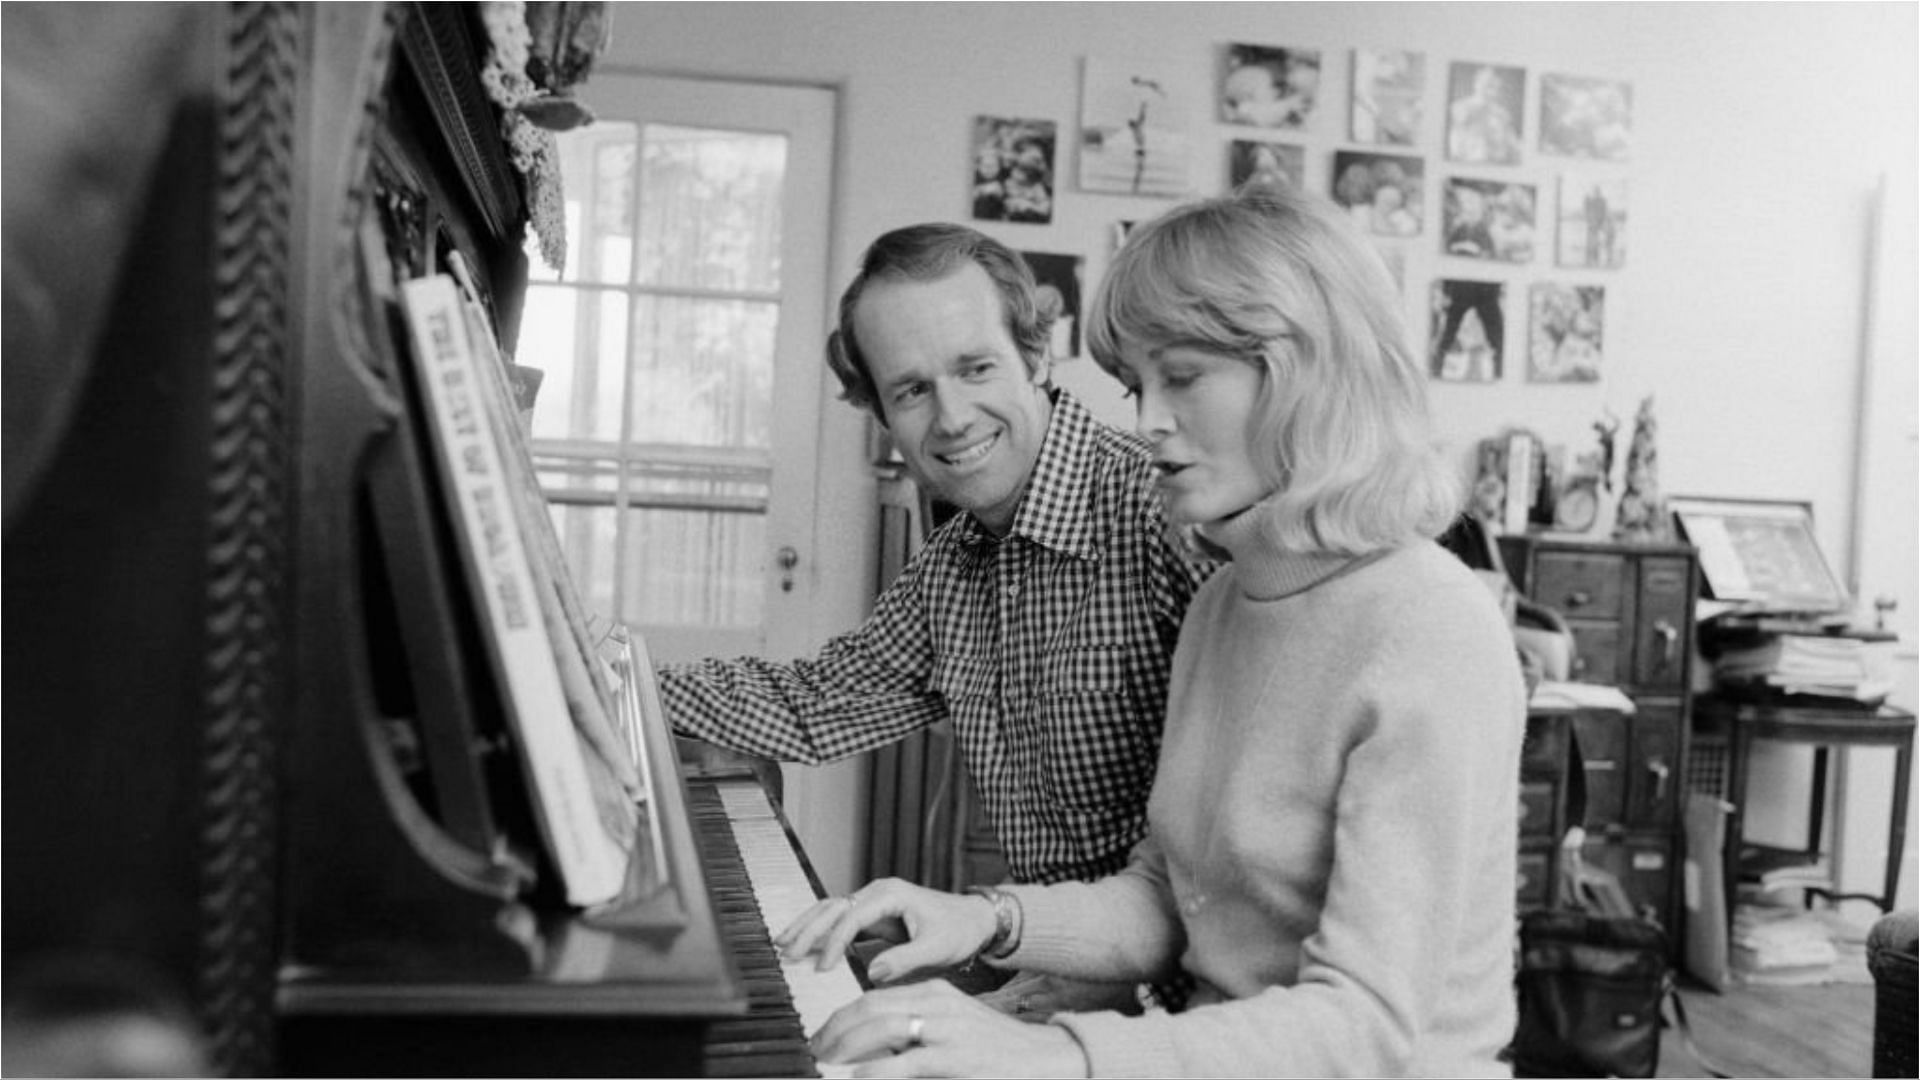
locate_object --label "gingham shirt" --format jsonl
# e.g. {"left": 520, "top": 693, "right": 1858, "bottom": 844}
{"left": 661, "top": 390, "right": 1217, "bottom": 885}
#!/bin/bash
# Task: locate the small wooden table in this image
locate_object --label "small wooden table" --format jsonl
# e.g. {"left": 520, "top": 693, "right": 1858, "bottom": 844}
{"left": 1694, "top": 695, "right": 1916, "bottom": 918}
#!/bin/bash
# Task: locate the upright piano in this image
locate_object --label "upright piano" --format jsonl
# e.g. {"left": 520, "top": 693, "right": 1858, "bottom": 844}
{"left": 2, "top": 4, "right": 857, "bottom": 1076}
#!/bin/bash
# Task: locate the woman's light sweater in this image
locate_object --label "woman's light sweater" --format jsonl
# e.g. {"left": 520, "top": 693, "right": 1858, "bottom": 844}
{"left": 1001, "top": 501, "right": 1528, "bottom": 1078}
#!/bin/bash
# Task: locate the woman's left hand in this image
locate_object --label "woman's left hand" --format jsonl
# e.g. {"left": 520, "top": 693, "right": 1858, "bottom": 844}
{"left": 810, "top": 981, "right": 1090, "bottom": 1078}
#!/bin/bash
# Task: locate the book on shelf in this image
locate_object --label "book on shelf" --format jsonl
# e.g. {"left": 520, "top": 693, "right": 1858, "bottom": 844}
{"left": 400, "top": 272, "right": 633, "bottom": 908}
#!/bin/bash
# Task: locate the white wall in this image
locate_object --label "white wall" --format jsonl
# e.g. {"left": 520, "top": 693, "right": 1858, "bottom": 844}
{"left": 598, "top": 2, "right": 1919, "bottom": 902}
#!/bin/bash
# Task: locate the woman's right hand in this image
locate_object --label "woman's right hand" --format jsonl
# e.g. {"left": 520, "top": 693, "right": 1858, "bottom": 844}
{"left": 773, "top": 877, "right": 999, "bottom": 985}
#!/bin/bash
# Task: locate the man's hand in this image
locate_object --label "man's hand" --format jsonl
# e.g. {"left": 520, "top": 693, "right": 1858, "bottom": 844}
{"left": 774, "top": 877, "right": 998, "bottom": 984}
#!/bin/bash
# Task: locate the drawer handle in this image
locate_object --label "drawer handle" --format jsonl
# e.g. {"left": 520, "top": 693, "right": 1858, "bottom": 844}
{"left": 1653, "top": 619, "right": 1679, "bottom": 665}
{"left": 1647, "top": 759, "right": 1671, "bottom": 803}
{"left": 1566, "top": 589, "right": 1592, "bottom": 608}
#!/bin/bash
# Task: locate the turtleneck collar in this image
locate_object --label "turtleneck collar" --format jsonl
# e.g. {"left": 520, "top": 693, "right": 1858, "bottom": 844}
{"left": 1195, "top": 497, "right": 1384, "bottom": 601}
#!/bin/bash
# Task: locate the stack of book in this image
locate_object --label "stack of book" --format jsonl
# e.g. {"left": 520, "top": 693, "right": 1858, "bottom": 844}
{"left": 1712, "top": 631, "right": 1892, "bottom": 707}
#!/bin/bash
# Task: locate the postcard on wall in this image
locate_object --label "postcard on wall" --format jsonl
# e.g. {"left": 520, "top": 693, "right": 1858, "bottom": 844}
{"left": 1557, "top": 175, "right": 1627, "bottom": 269}
{"left": 1429, "top": 278, "right": 1506, "bottom": 382}
{"left": 1020, "top": 250, "right": 1085, "bottom": 359}
{"left": 1220, "top": 42, "right": 1321, "bottom": 130}
{"left": 1079, "top": 57, "right": 1194, "bottom": 197}
{"left": 1539, "top": 74, "right": 1632, "bottom": 161}
{"left": 971, "top": 116, "right": 1057, "bottom": 224}
{"left": 1528, "top": 283, "right": 1605, "bottom": 384}
{"left": 1350, "top": 48, "right": 1425, "bottom": 146}
{"left": 1444, "top": 61, "right": 1525, "bottom": 166}
{"left": 1332, "top": 150, "right": 1425, "bottom": 237}
{"left": 1442, "top": 177, "right": 1537, "bottom": 264}
{"left": 1229, "top": 139, "right": 1305, "bottom": 190}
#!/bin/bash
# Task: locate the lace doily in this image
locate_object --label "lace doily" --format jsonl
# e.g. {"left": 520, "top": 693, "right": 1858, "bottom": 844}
{"left": 478, "top": 1, "right": 566, "bottom": 272}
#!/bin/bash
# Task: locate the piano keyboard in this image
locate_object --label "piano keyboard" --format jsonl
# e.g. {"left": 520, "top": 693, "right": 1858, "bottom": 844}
{"left": 690, "top": 778, "right": 864, "bottom": 1078}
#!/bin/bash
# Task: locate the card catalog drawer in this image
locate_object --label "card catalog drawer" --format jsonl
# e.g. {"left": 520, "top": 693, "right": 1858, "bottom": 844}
{"left": 1534, "top": 552, "right": 1625, "bottom": 617}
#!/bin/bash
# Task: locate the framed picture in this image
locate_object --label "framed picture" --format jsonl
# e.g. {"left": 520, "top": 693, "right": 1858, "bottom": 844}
{"left": 1442, "top": 177, "right": 1536, "bottom": 263}
{"left": 1079, "top": 57, "right": 1194, "bottom": 196}
{"left": 1445, "top": 62, "right": 1525, "bottom": 166}
{"left": 1350, "top": 47, "right": 1425, "bottom": 146}
{"left": 1019, "top": 251, "right": 1085, "bottom": 359}
{"left": 1557, "top": 175, "right": 1627, "bottom": 268}
{"left": 1331, "top": 150, "right": 1425, "bottom": 237}
{"left": 1220, "top": 43, "right": 1321, "bottom": 129}
{"left": 1429, "top": 278, "right": 1505, "bottom": 382}
{"left": 1229, "top": 139, "right": 1305, "bottom": 190}
{"left": 1528, "top": 282, "right": 1605, "bottom": 384}
{"left": 1540, "top": 74, "right": 1632, "bottom": 161}
{"left": 970, "top": 115, "right": 1056, "bottom": 224}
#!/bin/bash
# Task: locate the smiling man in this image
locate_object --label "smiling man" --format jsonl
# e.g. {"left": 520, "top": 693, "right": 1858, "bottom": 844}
{"left": 659, "top": 223, "right": 1216, "bottom": 1016}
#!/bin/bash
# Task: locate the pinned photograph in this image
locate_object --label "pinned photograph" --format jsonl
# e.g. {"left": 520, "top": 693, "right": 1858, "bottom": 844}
{"left": 1429, "top": 278, "right": 1506, "bottom": 382}
{"left": 1445, "top": 62, "right": 1525, "bottom": 166}
{"left": 1557, "top": 176, "right": 1627, "bottom": 268}
{"left": 1019, "top": 251, "right": 1085, "bottom": 359}
{"left": 1331, "top": 150, "right": 1424, "bottom": 237}
{"left": 1229, "top": 140, "right": 1305, "bottom": 190}
{"left": 1220, "top": 43, "right": 1321, "bottom": 129}
{"left": 1351, "top": 48, "right": 1425, "bottom": 146}
{"left": 970, "top": 116, "right": 1056, "bottom": 224}
{"left": 1079, "top": 57, "right": 1193, "bottom": 196}
{"left": 1540, "top": 74, "right": 1632, "bottom": 161}
{"left": 1442, "top": 178, "right": 1536, "bottom": 263}
{"left": 1529, "top": 283, "right": 1605, "bottom": 384}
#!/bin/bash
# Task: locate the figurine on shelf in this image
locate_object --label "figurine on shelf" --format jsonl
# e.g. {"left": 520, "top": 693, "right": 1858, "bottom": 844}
{"left": 1612, "top": 396, "right": 1670, "bottom": 542}
{"left": 1592, "top": 409, "right": 1620, "bottom": 493}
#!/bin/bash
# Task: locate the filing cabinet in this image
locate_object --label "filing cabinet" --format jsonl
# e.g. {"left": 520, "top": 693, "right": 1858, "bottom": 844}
{"left": 1500, "top": 536, "right": 1698, "bottom": 948}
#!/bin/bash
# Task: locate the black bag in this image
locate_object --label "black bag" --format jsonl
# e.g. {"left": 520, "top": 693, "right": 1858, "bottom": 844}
{"left": 1512, "top": 909, "right": 1672, "bottom": 1078}
{"left": 1509, "top": 729, "right": 1728, "bottom": 1079}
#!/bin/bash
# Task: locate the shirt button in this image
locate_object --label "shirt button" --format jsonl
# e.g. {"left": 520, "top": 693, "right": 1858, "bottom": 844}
{"left": 1183, "top": 894, "right": 1204, "bottom": 916}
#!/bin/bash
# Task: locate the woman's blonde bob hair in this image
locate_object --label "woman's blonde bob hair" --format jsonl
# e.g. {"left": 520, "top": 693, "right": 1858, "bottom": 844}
{"left": 1088, "top": 183, "right": 1460, "bottom": 554}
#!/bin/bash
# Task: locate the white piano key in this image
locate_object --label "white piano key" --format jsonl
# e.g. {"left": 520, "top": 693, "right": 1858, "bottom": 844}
{"left": 714, "top": 780, "right": 863, "bottom": 1078}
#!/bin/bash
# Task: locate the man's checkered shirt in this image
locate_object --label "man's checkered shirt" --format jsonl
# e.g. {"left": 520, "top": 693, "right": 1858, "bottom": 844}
{"left": 662, "top": 391, "right": 1217, "bottom": 885}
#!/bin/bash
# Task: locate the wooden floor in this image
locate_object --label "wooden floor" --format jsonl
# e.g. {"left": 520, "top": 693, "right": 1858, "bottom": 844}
{"left": 1656, "top": 976, "right": 1878, "bottom": 1078}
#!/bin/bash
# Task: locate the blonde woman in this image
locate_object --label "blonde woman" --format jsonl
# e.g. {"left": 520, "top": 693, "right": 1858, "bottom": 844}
{"left": 781, "top": 184, "right": 1527, "bottom": 1078}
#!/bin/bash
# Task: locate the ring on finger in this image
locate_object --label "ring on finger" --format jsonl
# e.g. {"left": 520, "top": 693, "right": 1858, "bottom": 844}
{"left": 906, "top": 1012, "right": 926, "bottom": 1047}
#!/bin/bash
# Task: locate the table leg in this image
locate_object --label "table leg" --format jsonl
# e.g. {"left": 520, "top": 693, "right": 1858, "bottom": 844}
{"left": 1886, "top": 740, "right": 1913, "bottom": 913}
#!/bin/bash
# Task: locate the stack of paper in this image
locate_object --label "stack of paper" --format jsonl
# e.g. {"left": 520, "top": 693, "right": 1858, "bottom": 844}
{"left": 1730, "top": 901, "right": 1839, "bottom": 986}
{"left": 1714, "top": 634, "right": 1891, "bottom": 705}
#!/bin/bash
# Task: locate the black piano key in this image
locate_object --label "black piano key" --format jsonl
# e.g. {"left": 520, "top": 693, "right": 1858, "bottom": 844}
{"left": 687, "top": 782, "right": 819, "bottom": 1080}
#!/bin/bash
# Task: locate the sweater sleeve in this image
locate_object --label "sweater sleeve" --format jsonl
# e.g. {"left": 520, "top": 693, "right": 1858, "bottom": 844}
{"left": 1051, "top": 584, "right": 1525, "bottom": 1078}
{"left": 997, "top": 836, "right": 1187, "bottom": 984}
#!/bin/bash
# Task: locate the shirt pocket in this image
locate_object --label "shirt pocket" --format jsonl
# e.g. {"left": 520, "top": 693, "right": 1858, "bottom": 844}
{"left": 1036, "top": 646, "right": 1160, "bottom": 813}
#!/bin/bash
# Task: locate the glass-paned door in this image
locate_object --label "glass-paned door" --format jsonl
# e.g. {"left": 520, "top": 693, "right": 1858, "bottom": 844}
{"left": 518, "top": 75, "right": 834, "bottom": 663}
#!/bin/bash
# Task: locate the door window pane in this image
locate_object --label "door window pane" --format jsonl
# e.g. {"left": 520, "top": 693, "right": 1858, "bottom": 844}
{"left": 629, "top": 296, "right": 777, "bottom": 449}
{"left": 637, "top": 125, "right": 787, "bottom": 292}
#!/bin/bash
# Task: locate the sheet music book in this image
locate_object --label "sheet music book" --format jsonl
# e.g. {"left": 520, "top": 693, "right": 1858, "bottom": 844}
{"left": 400, "top": 273, "right": 631, "bottom": 907}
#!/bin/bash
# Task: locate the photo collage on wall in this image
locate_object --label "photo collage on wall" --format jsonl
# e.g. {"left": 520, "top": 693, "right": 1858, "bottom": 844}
{"left": 956, "top": 45, "right": 1630, "bottom": 375}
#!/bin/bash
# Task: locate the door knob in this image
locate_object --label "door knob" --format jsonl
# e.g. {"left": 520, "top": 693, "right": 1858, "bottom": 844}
{"left": 776, "top": 546, "right": 799, "bottom": 592}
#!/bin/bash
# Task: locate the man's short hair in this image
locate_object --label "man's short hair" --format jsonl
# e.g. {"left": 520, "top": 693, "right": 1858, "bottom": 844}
{"left": 826, "top": 224, "right": 1056, "bottom": 421}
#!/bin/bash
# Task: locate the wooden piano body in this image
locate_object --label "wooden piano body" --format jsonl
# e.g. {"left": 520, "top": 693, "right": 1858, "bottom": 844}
{"left": 2, "top": 5, "right": 845, "bottom": 1075}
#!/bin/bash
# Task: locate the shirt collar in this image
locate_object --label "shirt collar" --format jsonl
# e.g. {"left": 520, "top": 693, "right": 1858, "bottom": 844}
{"left": 950, "top": 389, "right": 1107, "bottom": 562}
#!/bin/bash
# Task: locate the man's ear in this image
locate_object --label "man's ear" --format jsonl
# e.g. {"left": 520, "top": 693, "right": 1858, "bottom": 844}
{"left": 1030, "top": 353, "right": 1052, "bottom": 388}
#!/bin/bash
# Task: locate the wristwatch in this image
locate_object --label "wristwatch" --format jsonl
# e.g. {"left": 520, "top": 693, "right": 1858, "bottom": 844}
{"left": 968, "top": 886, "right": 1023, "bottom": 960}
